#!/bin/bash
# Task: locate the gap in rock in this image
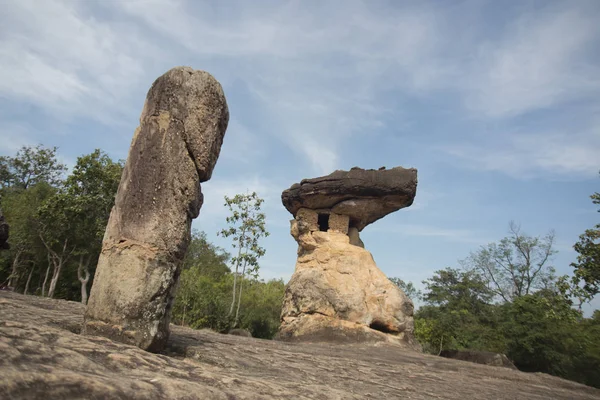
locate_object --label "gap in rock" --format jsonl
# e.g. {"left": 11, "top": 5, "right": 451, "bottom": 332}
{"left": 318, "top": 213, "right": 329, "bottom": 232}
{"left": 369, "top": 320, "right": 395, "bottom": 334}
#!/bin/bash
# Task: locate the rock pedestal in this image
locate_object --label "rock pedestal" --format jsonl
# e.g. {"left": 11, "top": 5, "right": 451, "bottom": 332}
{"left": 83, "top": 67, "right": 229, "bottom": 352}
{"left": 278, "top": 167, "right": 420, "bottom": 348}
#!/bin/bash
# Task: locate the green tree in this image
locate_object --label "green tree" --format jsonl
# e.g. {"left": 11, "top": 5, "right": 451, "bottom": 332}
{"left": 182, "top": 230, "right": 230, "bottom": 278}
{"left": 218, "top": 192, "right": 269, "bottom": 327}
{"left": 173, "top": 230, "right": 232, "bottom": 330}
{"left": 571, "top": 174, "right": 600, "bottom": 298}
{"left": 237, "top": 278, "right": 285, "bottom": 338}
{"left": 501, "top": 289, "right": 584, "bottom": 378}
{"left": 0, "top": 144, "right": 66, "bottom": 293}
{"left": 462, "top": 222, "right": 557, "bottom": 302}
{"left": 415, "top": 268, "right": 503, "bottom": 354}
{"left": 0, "top": 182, "right": 55, "bottom": 292}
{"left": 36, "top": 150, "right": 122, "bottom": 301}
{"left": 389, "top": 277, "right": 422, "bottom": 301}
{"left": 572, "top": 311, "right": 600, "bottom": 387}
{"left": 0, "top": 144, "right": 66, "bottom": 190}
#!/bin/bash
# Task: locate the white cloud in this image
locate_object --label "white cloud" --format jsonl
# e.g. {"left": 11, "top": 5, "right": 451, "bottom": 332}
{"left": 0, "top": 123, "right": 35, "bottom": 154}
{"left": 110, "top": 0, "right": 446, "bottom": 173}
{"left": 443, "top": 127, "right": 600, "bottom": 179}
{"left": 219, "top": 119, "right": 267, "bottom": 165}
{"left": 199, "top": 175, "right": 283, "bottom": 223}
{"left": 0, "top": 0, "right": 599, "bottom": 179}
{"left": 0, "top": 0, "right": 152, "bottom": 122}
{"left": 464, "top": 3, "right": 600, "bottom": 118}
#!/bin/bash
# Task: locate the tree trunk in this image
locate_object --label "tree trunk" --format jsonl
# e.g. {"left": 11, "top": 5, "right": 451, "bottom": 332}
{"left": 47, "top": 261, "right": 62, "bottom": 298}
{"left": 23, "top": 265, "right": 34, "bottom": 295}
{"left": 77, "top": 255, "right": 91, "bottom": 305}
{"left": 234, "top": 260, "right": 248, "bottom": 327}
{"left": 40, "top": 237, "right": 73, "bottom": 299}
{"left": 228, "top": 232, "right": 246, "bottom": 317}
{"left": 7, "top": 248, "right": 23, "bottom": 288}
{"left": 41, "top": 259, "right": 51, "bottom": 297}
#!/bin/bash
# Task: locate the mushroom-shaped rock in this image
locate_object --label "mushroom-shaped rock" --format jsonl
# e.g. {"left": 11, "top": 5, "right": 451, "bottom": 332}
{"left": 277, "top": 166, "right": 419, "bottom": 349}
{"left": 83, "top": 67, "right": 229, "bottom": 352}
{"left": 281, "top": 166, "right": 417, "bottom": 231}
{"left": 0, "top": 207, "right": 9, "bottom": 250}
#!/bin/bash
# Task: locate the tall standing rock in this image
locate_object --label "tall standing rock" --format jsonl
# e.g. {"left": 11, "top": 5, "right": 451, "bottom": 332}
{"left": 278, "top": 167, "right": 420, "bottom": 349}
{"left": 84, "top": 67, "right": 229, "bottom": 352}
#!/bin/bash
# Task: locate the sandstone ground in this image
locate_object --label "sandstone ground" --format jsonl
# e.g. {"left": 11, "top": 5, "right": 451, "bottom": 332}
{"left": 1, "top": 291, "right": 598, "bottom": 400}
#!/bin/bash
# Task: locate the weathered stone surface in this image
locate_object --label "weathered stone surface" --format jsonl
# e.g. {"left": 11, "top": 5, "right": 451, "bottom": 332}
{"left": 84, "top": 67, "right": 229, "bottom": 352}
{"left": 282, "top": 166, "right": 417, "bottom": 231}
{"left": 0, "top": 207, "right": 9, "bottom": 250}
{"left": 279, "top": 224, "right": 418, "bottom": 348}
{"left": 440, "top": 350, "right": 517, "bottom": 370}
{"left": 228, "top": 328, "right": 252, "bottom": 337}
{"left": 280, "top": 166, "right": 419, "bottom": 345}
{"left": 2, "top": 292, "right": 599, "bottom": 400}
{"left": 348, "top": 226, "right": 364, "bottom": 248}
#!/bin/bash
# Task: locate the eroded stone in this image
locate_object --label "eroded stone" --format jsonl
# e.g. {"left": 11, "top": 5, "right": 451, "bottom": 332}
{"left": 279, "top": 165, "right": 419, "bottom": 348}
{"left": 281, "top": 166, "right": 417, "bottom": 231}
{"left": 83, "top": 67, "right": 229, "bottom": 352}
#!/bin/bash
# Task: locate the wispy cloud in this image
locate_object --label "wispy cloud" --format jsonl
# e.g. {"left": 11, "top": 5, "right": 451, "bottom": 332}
{"left": 199, "top": 175, "right": 284, "bottom": 223}
{"left": 0, "top": 0, "right": 152, "bottom": 122}
{"left": 0, "top": 0, "right": 599, "bottom": 179}
{"left": 443, "top": 126, "right": 600, "bottom": 179}
{"left": 463, "top": 3, "right": 600, "bottom": 119}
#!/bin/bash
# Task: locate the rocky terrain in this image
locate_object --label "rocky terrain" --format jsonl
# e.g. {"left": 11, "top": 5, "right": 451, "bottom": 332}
{"left": 2, "top": 291, "right": 599, "bottom": 400}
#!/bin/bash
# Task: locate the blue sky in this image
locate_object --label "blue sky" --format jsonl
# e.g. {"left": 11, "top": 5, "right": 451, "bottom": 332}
{"left": 1, "top": 0, "right": 599, "bottom": 313}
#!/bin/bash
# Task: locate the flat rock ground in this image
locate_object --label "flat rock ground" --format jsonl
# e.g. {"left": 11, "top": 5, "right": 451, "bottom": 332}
{"left": 1, "top": 291, "right": 599, "bottom": 400}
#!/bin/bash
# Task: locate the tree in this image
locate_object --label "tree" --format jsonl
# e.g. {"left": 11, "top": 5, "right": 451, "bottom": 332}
{"left": 237, "top": 278, "right": 285, "bottom": 339}
{"left": 501, "top": 290, "right": 584, "bottom": 378}
{"left": 571, "top": 175, "right": 600, "bottom": 299}
{"left": 389, "top": 277, "right": 422, "bottom": 301}
{"left": 182, "top": 230, "right": 230, "bottom": 278}
{"left": 36, "top": 150, "right": 122, "bottom": 301}
{"left": 0, "top": 145, "right": 66, "bottom": 190}
{"left": 218, "top": 192, "right": 269, "bottom": 327}
{"left": 0, "top": 145, "right": 66, "bottom": 293}
{"left": 0, "top": 182, "right": 56, "bottom": 292}
{"left": 422, "top": 268, "right": 494, "bottom": 311}
{"left": 462, "top": 222, "right": 556, "bottom": 302}
{"left": 415, "top": 268, "right": 502, "bottom": 354}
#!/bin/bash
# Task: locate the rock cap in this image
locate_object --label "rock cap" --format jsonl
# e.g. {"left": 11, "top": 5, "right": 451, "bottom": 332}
{"left": 281, "top": 166, "right": 417, "bottom": 231}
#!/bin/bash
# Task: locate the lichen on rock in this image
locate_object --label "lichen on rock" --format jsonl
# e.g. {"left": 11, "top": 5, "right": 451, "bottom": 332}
{"left": 83, "top": 66, "right": 229, "bottom": 352}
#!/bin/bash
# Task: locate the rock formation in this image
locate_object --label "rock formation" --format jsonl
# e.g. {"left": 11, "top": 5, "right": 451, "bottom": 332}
{"left": 5, "top": 276, "right": 598, "bottom": 399}
{"left": 278, "top": 167, "right": 419, "bottom": 347}
{"left": 440, "top": 350, "right": 517, "bottom": 370}
{"left": 0, "top": 206, "right": 9, "bottom": 250}
{"left": 83, "top": 67, "right": 229, "bottom": 352}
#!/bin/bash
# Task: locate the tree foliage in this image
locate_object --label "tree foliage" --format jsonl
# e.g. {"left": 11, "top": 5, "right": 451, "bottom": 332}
{"left": 462, "top": 222, "right": 556, "bottom": 302}
{"left": 218, "top": 192, "right": 269, "bottom": 327}
{"left": 571, "top": 175, "right": 600, "bottom": 298}
{"left": 0, "top": 147, "right": 122, "bottom": 302}
{"left": 389, "top": 277, "right": 422, "bottom": 301}
{"left": 172, "top": 230, "right": 283, "bottom": 338}
{"left": 0, "top": 145, "right": 66, "bottom": 190}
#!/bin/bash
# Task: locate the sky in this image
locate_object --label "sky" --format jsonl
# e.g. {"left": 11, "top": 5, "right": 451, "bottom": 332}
{"left": 0, "top": 0, "right": 599, "bottom": 313}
